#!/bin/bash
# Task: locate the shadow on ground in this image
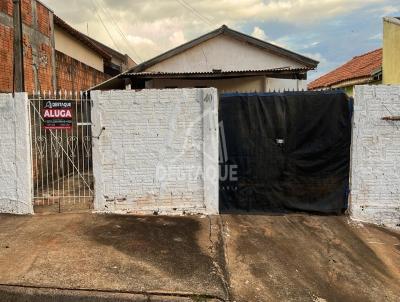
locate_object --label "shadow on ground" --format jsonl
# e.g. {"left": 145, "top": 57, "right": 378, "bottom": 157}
{"left": 0, "top": 214, "right": 226, "bottom": 300}
{"left": 85, "top": 215, "right": 221, "bottom": 281}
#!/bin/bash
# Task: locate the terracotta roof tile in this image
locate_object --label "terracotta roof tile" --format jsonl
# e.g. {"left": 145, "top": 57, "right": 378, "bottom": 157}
{"left": 308, "top": 48, "right": 382, "bottom": 90}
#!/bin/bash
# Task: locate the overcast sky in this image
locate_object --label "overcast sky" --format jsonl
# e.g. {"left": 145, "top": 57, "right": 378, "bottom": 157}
{"left": 41, "top": 0, "right": 399, "bottom": 81}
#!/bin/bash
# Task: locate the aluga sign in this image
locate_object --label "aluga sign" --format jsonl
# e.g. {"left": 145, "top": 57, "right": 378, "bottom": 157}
{"left": 42, "top": 100, "right": 73, "bottom": 129}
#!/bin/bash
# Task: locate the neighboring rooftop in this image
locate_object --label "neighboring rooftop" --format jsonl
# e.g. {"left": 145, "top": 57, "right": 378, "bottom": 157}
{"left": 54, "top": 15, "right": 111, "bottom": 60}
{"left": 54, "top": 15, "right": 134, "bottom": 67}
{"left": 308, "top": 48, "right": 382, "bottom": 90}
{"left": 384, "top": 16, "right": 400, "bottom": 25}
{"left": 86, "top": 36, "right": 128, "bottom": 62}
{"left": 127, "top": 24, "right": 319, "bottom": 74}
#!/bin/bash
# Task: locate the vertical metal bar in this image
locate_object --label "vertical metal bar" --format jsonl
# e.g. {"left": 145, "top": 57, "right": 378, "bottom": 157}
{"left": 29, "top": 93, "right": 34, "bottom": 207}
{"left": 85, "top": 94, "right": 92, "bottom": 205}
{"left": 75, "top": 93, "right": 81, "bottom": 204}
{"left": 80, "top": 93, "right": 86, "bottom": 204}
{"left": 57, "top": 92, "right": 62, "bottom": 212}
{"left": 61, "top": 109, "right": 65, "bottom": 206}
{"left": 67, "top": 91, "right": 72, "bottom": 204}
{"left": 32, "top": 95, "right": 38, "bottom": 204}
{"left": 71, "top": 99, "right": 75, "bottom": 205}
{"left": 56, "top": 130, "right": 60, "bottom": 212}
{"left": 44, "top": 96, "right": 50, "bottom": 207}
{"left": 38, "top": 95, "right": 44, "bottom": 205}
{"left": 58, "top": 92, "right": 61, "bottom": 211}
{"left": 67, "top": 113, "right": 71, "bottom": 205}
{"left": 49, "top": 94, "right": 55, "bottom": 206}
{"left": 40, "top": 95, "right": 46, "bottom": 206}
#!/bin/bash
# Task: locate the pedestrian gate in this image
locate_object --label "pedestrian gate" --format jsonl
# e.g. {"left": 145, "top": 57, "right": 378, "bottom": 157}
{"left": 29, "top": 93, "right": 93, "bottom": 213}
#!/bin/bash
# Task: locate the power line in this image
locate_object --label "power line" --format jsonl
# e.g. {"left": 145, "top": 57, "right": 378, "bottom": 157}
{"left": 94, "top": 0, "right": 143, "bottom": 62}
{"left": 91, "top": 1, "right": 122, "bottom": 52}
{"left": 181, "top": 0, "right": 213, "bottom": 23}
{"left": 177, "top": 0, "right": 212, "bottom": 25}
{"left": 175, "top": 0, "right": 213, "bottom": 26}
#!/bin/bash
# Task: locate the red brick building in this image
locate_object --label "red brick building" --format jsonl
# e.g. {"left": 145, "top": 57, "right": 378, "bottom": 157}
{"left": 0, "top": 0, "right": 135, "bottom": 93}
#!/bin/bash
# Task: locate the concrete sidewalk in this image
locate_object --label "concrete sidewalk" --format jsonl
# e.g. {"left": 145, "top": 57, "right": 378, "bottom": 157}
{"left": 0, "top": 213, "right": 227, "bottom": 301}
{"left": 0, "top": 213, "right": 399, "bottom": 302}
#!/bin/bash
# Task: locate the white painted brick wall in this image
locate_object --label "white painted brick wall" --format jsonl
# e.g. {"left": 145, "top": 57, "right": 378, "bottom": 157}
{"left": 0, "top": 93, "right": 33, "bottom": 214}
{"left": 351, "top": 85, "right": 400, "bottom": 229}
{"left": 91, "top": 89, "right": 219, "bottom": 215}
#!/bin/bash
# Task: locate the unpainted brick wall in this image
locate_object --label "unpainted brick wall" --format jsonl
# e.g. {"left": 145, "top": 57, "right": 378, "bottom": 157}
{"left": 36, "top": 1, "right": 50, "bottom": 37}
{"left": 0, "top": 0, "right": 54, "bottom": 93}
{"left": 0, "top": 93, "right": 33, "bottom": 214}
{"left": 351, "top": 85, "right": 400, "bottom": 229}
{"left": 0, "top": 23, "right": 13, "bottom": 92}
{"left": 91, "top": 89, "right": 219, "bottom": 215}
{"left": 0, "top": 0, "right": 13, "bottom": 15}
{"left": 56, "top": 51, "right": 110, "bottom": 92}
{"left": 0, "top": 0, "right": 13, "bottom": 92}
{"left": 0, "top": 0, "right": 110, "bottom": 93}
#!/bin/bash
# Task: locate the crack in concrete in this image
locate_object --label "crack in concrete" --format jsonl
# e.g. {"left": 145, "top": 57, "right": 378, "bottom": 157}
{"left": 207, "top": 215, "right": 232, "bottom": 302}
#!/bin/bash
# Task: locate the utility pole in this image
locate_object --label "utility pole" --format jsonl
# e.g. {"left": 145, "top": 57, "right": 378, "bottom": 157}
{"left": 13, "top": 0, "right": 24, "bottom": 92}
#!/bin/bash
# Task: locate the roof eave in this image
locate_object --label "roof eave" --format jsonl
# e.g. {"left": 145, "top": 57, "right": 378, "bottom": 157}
{"left": 130, "top": 26, "right": 225, "bottom": 73}
{"left": 54, "top": 15, "right": 112, "bottom": 60}
{"left": 309, "top": 75, "right": 376, "bottom": 90}
{"left": 128, "top": 25, "right": 319, "bottom": 74}
{"left": 122, "top": 68, "right": 312, "bottom": 80}
{"left": 222, "top": 27, "right": 319, "bottom": 68}
{"left": 383, "top": 16, "right": 400, "bottom": 26}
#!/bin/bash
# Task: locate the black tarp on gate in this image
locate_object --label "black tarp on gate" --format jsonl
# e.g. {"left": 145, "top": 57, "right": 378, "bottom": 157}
{"left": 219, "top": 91, "right": 352, "bottom": 214}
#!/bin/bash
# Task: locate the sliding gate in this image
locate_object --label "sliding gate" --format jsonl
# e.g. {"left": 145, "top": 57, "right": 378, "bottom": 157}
{"left": 29, "top": 93, "right": 93, "bottom": 213}
{"left": 219, "top": 90, "right": 352, "bottom": 214}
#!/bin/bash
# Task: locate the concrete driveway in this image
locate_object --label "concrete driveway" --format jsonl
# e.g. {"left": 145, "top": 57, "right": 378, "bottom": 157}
{"left": 222, "top": 214, "right": 400, "bottom": 302}
{"left": 0, "top": 213, "right": 399, "bottom": 302}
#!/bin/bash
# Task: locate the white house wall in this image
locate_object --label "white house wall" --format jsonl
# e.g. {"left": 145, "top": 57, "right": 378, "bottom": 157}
{"left": 91, "top": 88, "right": 219, "bottom": 215}
{"left": 146, "top": 35, "right": 306, "bottom": 73}
{"left": 149, "top": 77, "right": 265, "bottom": 92}
{"left": 54, "top": 26, "right": 104, "bottom": 72}
{"left": 148, "top": 77, "right": 306, "bottom": 92}
{"left": 351, "top": 85, "right": 400, "bottom": 229}
{"left": 267, "top": 78, "right": 307, "bottom": 91}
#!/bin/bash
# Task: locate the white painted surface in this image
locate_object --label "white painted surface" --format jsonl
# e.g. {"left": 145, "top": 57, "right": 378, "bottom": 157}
{"left": 91, "top": 88, "right": 219, "bottom": 215}
{"left": 54, "top": 26, "right": 104, "bottom": 72}
{"left": 146, "top": 35, "right": 306, "bottom": 73}
{"left": 266, "top": 78, "right": 307, "bottom": 91}
{"left": 351, "top": 85, "right": 400, "bottom": 229}
{"left": 149, "top": 77, "right": 266, "bottom": 92}
{"left": 0, "top": 93, "right": 33, "bottom": 214}
{"left": 148, "top": 77, "right": 306, "bottom": 92}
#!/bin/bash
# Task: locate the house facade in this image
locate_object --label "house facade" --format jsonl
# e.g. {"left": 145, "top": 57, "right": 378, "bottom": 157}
{"left": 0, "top": 0, "right": 134, "bottom": 93}
{"left": 94, "top": 25, "right": 318, "bottom": 92}
{"left": 383, "top": 17, "right": 400, "bottom": 84}
{"left": 307, "top": 49, "right": 382, "bottom": 96}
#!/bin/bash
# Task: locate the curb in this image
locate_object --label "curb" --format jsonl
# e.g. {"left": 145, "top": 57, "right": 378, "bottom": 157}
{"left": 0, "top": 285, "right": 223, "bottom": 302}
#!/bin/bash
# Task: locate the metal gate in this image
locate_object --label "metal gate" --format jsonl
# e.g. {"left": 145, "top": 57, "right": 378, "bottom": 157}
{"left": 29, "top": 92, "right": 93, "bottom": 213}
{"left": 219, "top": 91, "right": 352, "bottom": 214}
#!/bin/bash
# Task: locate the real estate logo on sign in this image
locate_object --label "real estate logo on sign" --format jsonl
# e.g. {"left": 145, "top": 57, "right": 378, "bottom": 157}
{"left": 43, "top": 100, "right": 73, "bottom": 130}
